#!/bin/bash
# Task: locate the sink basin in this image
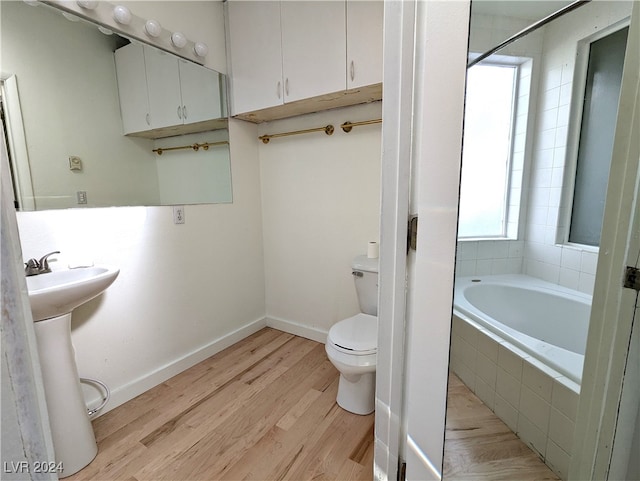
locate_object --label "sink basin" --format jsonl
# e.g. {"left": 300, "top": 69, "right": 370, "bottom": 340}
{"left": 26, "top": 266, "right": 120, "bottom": 321}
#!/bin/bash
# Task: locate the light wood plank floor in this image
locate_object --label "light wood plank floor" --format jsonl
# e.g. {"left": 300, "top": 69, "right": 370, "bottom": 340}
{"left": 67, "top": 328, "right": 559, "bottom": 481}
{"left": 68, "top": 328, "right": 374, "bottom": 481}
{"left": 444, "top": 373, "right": 560, "bottom": 480}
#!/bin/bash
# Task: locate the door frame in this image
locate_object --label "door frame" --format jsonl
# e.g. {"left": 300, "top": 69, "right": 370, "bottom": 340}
{"left": 377, "top": 1, "right": 640, "bottom": 481}
{"left": 376, "top": 0, "right": 471, "bottom": 479}
{"left": 373, "top": 0, "right": 416, "bottom": 478}
{"left": 571, "top": 2, "right": 640, "bottom": 478}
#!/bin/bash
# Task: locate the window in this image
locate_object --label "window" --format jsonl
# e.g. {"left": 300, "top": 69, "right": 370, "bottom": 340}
{"left": 567, "top": 27, "right": 628, "bottom": 247}
{"left": 458, "top": 63, "right": 518, "bottom": 239}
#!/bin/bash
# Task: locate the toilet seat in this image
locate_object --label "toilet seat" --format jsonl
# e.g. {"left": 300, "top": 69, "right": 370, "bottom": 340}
{"left": 327, "top": 313, "right": 377, "bottom": 356}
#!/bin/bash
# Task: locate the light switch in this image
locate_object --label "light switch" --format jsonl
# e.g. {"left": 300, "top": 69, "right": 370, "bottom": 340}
{"left": 69, "top": 156, "right": 83, "bottom": 171}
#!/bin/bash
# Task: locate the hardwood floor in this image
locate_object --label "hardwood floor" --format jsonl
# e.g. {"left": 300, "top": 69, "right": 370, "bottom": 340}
{"left": 68, "top": 328, "right": 558, "bottom": 481}
{"left": 68, "top": 328, "right": 373, "bottom": 481}
{"left": 444, "top": 373, "right": 560, "bottom": 480}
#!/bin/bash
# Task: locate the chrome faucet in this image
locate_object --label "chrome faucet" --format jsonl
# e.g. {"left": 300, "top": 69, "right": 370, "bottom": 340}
{"left": 24, "top": 251, "right": 60, "bottom": 276}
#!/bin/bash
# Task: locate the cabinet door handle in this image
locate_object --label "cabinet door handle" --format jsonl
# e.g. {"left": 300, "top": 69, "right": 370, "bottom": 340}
{"left": 277, "top": 81, "right": 281, "bottom": 99}
{"left": 177, "top": 106, "right": 182, "bottom": 119}
{"left": 350, "top": 61, "right": 355, "bottom": 82}
{"left": 285, "top": 78, "right": 289, "bottom": 97}
{"left": 183, "top": 106, "right": 187, "bottom": 119}
{"left": 146, "top": 113, "right": 150, "bottom": 126}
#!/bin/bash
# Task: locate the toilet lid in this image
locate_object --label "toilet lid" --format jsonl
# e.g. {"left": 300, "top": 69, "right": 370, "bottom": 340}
{"left": 328, "top": 313, "right": 377, "bottom": 354}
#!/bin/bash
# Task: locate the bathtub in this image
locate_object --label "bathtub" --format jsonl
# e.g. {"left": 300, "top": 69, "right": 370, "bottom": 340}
{"left": 450, "top": 274, "right": 590, "bottom": 479}
{"left": 453, "top": 274, "right": 591, "bottom": 384}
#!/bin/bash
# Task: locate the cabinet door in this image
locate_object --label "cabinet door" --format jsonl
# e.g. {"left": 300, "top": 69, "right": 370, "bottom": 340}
{"left": 346, "top": 0, "right": 383, "bottom": 89}
{"left": 227, "top": 0, "right": 284, "bottom": 115}
{"left": 143, "top": 46, "right": 183, "bottom": 129}
{"left": 178, "top": 60, "right": 223, "bottom": 124}
{"left": 281, "top": 1, "right": 346, "bottom": 102}
{"left": 114, "top": 43, "right": 150, "bottom": 134}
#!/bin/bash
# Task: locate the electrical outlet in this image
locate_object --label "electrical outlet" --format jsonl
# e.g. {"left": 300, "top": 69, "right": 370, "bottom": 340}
{"left": 77, "top": 191, "right": 87, "bottom": 204}
{"left": 173, "top": 205, "right": 185, "bottom": 224}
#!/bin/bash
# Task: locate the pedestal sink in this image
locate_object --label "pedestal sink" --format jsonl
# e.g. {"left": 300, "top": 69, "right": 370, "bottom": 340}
{"left": 27, "top": 266, "right": 119, "bottom": 478}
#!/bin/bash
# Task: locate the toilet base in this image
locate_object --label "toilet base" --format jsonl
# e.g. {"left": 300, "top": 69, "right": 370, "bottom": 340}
{"left": 336, "top": 371, "right": 375, "bottom": 415}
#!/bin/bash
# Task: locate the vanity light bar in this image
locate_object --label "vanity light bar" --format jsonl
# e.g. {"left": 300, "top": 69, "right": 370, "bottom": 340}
{"left": 39, "top": 0, "right": 209, "bottom": 64}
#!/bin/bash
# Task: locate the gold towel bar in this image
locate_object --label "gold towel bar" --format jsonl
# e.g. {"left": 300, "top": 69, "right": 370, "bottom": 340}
{"left": 340, "top": 119, "right": 382, "bottom": 132}
{"left": 153, "top": 141, "right": 229, "bottom": 156}
{"left": 259, "top": 125, "right": 335, "bottom": 144}
{"left": 257, "top": 118, "right": 382, "bottom": 144}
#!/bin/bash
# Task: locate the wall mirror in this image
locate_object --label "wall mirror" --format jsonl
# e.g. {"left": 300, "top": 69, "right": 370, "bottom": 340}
{"left": 1, "top": 0, "right": 232, "bottom": 211}
{"left": 445, "top": 1, "right": 633, "bottom": 479}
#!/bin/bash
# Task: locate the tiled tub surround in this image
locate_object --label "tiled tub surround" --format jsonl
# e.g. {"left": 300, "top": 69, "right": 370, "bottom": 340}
{"left": 456, "top": 240, "right": 599, "bottom": 296}
{"left": 457, "top": 3, "right": 633, "bottom": 298}
{"left": 450, "top": 275, "right": 586, "bottom": 480}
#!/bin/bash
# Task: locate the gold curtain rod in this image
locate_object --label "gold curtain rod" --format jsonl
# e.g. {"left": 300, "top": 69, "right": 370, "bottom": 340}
{"left": 259, "top": 124, "right": 335, "bottom": 144}
{"left": 257, "top": 119, "right": 382, "bottom": 144}
{"left": 340, "top": 119, "right": 382, "bottom": 132}
{"left": 152, "top": 141, "right": 229, "bottom": 156}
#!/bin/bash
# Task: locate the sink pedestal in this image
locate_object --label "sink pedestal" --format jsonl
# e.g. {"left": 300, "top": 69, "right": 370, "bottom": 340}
{"left": 34, "top": 313, "right": 98, "bottom": 478}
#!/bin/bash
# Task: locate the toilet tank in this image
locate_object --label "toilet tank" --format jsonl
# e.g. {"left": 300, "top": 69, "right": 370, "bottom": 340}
{"left": 352, "top": 255, "right": 379, "bottom": 316}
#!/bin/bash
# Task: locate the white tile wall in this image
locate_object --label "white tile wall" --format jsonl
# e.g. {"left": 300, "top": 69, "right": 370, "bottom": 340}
{"left": 450, "top": 315, "right": 580, "bottom": 480}
{"left": 460, "top": 4, "right": 632, "bottom": 297}
{"left": 455, "top": 240, "right": 524, "bottom": 277}
{"left": 520, "top": 3, "right": 631, "bottom": 295}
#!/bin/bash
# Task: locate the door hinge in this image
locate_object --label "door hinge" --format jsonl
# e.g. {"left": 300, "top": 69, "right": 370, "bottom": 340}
{"left": 623, "top": 266, "right": 640, "bottom": 291}
{"left": 407, "top": 215, "right": 418, "bottom": 252}
{"left": 397, "top": 459, "right": 407, "bottom": 481}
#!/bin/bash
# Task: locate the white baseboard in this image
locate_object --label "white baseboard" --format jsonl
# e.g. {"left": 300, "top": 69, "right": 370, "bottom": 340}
{"left": 93, "top": 317, "right": 267, "bottom": 416}
{"left": 265, "top": 316, "right": 328, "bottom": 344}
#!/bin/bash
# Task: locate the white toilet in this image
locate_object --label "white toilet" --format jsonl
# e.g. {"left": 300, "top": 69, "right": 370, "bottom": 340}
{"left": 325, "top": 255, "right": 378, "bottom": 415}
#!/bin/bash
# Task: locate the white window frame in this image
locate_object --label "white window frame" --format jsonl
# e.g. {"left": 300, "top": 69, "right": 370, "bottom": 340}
{"left": 558, "top": 19, "right": 631, "bottom": 251}
{"left": 458, "top": 54, "right": 534, "bottom": 242}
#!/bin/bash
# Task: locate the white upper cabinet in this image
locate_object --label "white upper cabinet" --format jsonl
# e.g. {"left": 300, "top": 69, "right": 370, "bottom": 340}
{"left": 114, "top": 43, "right": 150, "bottom": 134}
{"left": 280, "top": 1, "right": 346, "bottom": 103}
{"left": 115, "top": 43, "right": 224, "bottom": 137}
{"left": 346, "top": 0, "right": 383, "bottom": 89}
{"left": 227, "top": 1, "right": 284, "bottom": 114}
{"left": 144, "top": 46, "right": 183, "bottom": 130}
{"left": 178, "top": 59, "right": 223, "bottom": 124}
{"left": 226, "top": 0, "right": 382, "bottom": 120}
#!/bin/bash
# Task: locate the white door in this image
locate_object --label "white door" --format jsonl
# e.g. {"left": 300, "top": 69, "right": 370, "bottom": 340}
{"left": 346, "top": 0, "right": 383, "bottom": 89}
{"left": 280, "top": 1, "right": 346, "bottom": 102}
{"left": 144, "top": 46, "right": 182, "bottom": 129}
{"left": 178, "top": 60, "right": 222, "bottom": 124}
{"left": 402, "top": 2, "right": 470, "bottom": 479}
{"left": 114, "top": 43, "right": 150, "bottom": 134}
{"left": 571, "top": 4, "right": 640, "bottom": 478}
{"left": 226, "top": 0, "right": 284, "bottom": 115}
{"left": 377, "top": 2, "right": 639, "bottom": 481}
{"left": 376, "top": 1, "right": 470, "bottom": 480}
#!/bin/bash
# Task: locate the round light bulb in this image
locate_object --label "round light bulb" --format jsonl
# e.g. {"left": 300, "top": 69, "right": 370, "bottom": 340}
{"left": 113, "top": 5, "right": 132, "bottom": 25}
{"left": 98, "top": 26, "right": 113, "bottom": 35}
{"left": 194, "top": 42, "right": 208, "bottom": 58}
{"left": 171, "top": 32, "right": 187, "bottom": 49}
{"left": 76, "top": 0, "right": 98, "bottom": 9}
{"left": 144, "top": 19, "right": 162, "bottom": 38}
